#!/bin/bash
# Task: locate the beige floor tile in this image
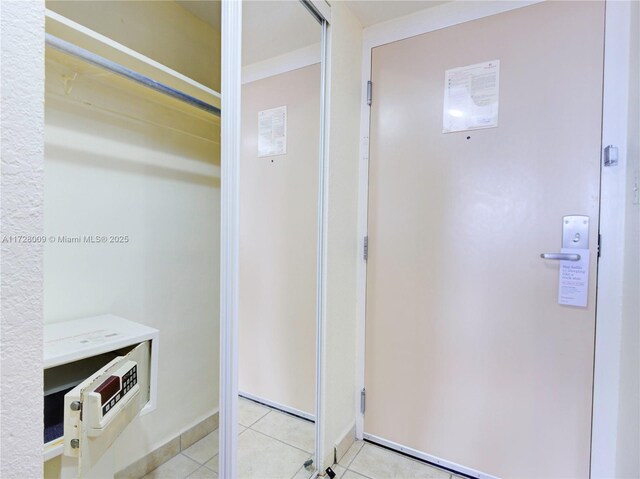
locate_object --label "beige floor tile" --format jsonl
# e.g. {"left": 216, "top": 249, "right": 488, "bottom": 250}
{"left": 182, "top": 431, "right": 220, "bottom": 464}
{"left": 290, "top": 460, "right": 317, "bottom": 479}
{"left": 331, "top": 464, "right": 348, "bottom": 478}
{"left": 203, "top": 425, "right": 247, "bottom": 475}
{"left": 342, "top": 470, "right": 371, "bottom": 479}
{"left": 187, "top": 465, "right": 218, "bottom": 479}
{"left": 251, "top": 410, "right": 315, "bottom": 453}
{"left": 239, "top": 398, "right": 271, "bottom": 427}
{"left": 204, "top": 455, "right": 218, "bottom": 474}
{"left": 142, "top": 454, "right": 200, "bottom": 479}
{"left": 349, "top": 444, "right": 450, "bottom": 479}
{"left": 237, "top": 429, "right": 310, "bottom": 478}
{"left": 338, "top": 440, "right": 365, "bottom": 467}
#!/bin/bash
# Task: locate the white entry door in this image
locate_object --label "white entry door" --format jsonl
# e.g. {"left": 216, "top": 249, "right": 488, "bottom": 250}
{"left": 364, "top": 2, "right": 604, "bottom": 478}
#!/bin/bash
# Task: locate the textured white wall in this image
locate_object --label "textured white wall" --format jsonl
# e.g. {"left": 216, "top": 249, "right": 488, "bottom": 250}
{"left": 320, "top": 2, "right": 363, "bottom": 468}
{"left": 0, "top": 1, "right": 46, "bottom": 478}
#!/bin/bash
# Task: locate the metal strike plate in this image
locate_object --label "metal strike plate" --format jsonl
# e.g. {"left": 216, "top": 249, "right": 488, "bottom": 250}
{"left": 604, "top": 145, "right": 618, "bottom": 167}
{"left": 562, "top": 215, "right": 589, "bottom": 249}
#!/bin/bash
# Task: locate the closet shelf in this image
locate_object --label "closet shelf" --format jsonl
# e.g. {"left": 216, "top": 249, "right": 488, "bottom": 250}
{"left": 45, "top": 9, "right": 221, "bottom": 112}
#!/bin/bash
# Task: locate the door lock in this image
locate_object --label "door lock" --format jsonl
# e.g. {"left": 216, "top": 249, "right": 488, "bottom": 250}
{"left": 541, "top": 215, "right": 589, "bottom": 260}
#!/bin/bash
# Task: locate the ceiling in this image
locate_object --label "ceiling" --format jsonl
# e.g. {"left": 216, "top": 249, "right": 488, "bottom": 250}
{"left": 343, "top": 1, "right": 449, "bottom": 28}
{"left": 176, "top": 1, "right": 221, "bottom": 30}
{"left": 176, "top": 0, "right": 450, "bottom": 65}
{"left": 176, "top": 1, "right": 451, "bottom": 30}
{"left": 241, "top": 1, "right": 322, "bottom": 66}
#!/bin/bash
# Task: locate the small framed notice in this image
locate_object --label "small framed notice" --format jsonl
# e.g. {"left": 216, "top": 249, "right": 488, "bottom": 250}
{"left": 258, "top": 106, "right": 287, "bottom": 157}
{"left": 443, "top": 60, "right": 500, "bottom": 133}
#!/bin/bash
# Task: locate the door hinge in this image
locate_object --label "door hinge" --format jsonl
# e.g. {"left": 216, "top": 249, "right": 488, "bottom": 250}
{"left": 598, "top": 233, "right": 601, "bottom": 258}
{"left": 360, "top": 388, "right": 366, "bottom": 414}
{"left": 367, "top": 81, "right": 372, "bottom": 106}
{"left": 363, "top": 236, "right": 368, "bottom": 261}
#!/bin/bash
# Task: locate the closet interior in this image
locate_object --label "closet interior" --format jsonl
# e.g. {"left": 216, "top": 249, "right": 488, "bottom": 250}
{"left": 43, "top": 1, "right": 221, "bottom": 477}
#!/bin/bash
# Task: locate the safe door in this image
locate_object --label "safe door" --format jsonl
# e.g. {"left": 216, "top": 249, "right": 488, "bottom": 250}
{"left": 63, "top": 341, "right": 151, "bottom": 477}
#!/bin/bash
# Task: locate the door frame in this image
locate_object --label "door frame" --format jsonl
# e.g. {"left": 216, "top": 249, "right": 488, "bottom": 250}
{"left": 354, "top": 1, "right": 633, "bottom": 477}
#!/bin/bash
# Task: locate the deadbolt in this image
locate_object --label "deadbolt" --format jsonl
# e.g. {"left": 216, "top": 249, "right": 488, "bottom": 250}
{"left": 561, "top": 215, "right": 589, "bottom": 249}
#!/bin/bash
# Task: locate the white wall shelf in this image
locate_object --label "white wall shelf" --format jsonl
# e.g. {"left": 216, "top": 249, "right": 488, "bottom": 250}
{"left": 45, "top": 9, "right": 221, "bottom": 110}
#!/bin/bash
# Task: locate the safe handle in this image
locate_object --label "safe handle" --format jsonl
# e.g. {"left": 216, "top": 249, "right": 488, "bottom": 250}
{"left": 540, "top": 253, "right": 581, "bottom": 261}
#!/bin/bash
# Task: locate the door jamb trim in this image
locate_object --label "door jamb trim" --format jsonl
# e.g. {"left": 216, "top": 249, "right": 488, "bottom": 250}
{"left": 591, "top": 1, "right": 633, "bottom": 477}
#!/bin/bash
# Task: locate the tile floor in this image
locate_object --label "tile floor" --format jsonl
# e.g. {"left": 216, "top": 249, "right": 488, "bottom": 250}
{"left": 142, "top": 398, "right": 463, "bottom": 479}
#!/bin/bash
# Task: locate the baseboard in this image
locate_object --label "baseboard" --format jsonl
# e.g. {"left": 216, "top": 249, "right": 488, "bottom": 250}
{"left": 239, "top": 391, "right": 315, "bottom": 422}
{"left": 180, "top": 412, "right": 220, "bottom": 450}
{"left": 115, "top": 411, "right": 219, "bottom": 479}
{"left": 362, "top": 432, "right": 497, "bottom": 479}
{"left": 334, "top": 422, "right": 356, "bottom": 464}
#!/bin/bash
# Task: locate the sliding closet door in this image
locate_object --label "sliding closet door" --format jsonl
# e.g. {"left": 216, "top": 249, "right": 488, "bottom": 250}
{"left": 239, "top": 63, "right": 320, "bottom": 415}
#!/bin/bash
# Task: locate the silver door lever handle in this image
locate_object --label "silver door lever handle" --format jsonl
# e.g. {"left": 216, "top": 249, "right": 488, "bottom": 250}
{"left": 540, "top": 253, "right": 581, "bottom": 261}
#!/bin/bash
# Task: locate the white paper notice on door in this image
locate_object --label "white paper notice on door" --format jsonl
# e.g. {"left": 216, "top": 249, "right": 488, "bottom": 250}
{"left": 558, "top": 248, "right": 590, "bottom": 307}
{"left": 258, "top": 106, "right": 287, "bottom": 157}
{"left": 443, "top": 60, "right": 500, "bottom": 133}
